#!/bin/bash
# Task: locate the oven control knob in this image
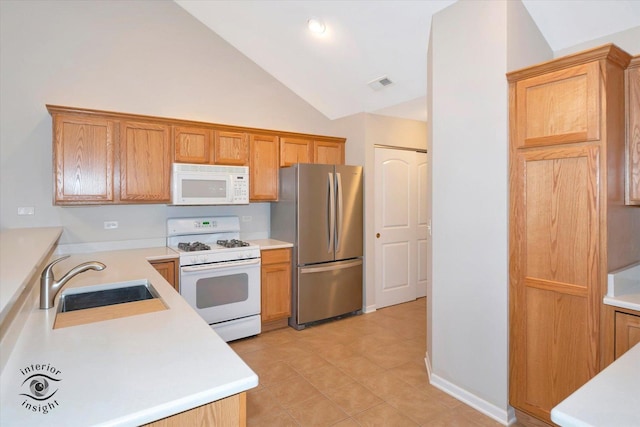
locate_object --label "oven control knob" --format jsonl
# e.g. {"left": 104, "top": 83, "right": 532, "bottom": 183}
{"left": 199, "top": 255, "right": 207, "bottom": 263}
{"left": 190, "top": 256, "right": 198, "bottom": 264}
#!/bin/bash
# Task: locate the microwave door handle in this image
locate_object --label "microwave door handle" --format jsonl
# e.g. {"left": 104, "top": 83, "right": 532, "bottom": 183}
{"left": 328, "top": 172, "right": 335, "bottom": 254}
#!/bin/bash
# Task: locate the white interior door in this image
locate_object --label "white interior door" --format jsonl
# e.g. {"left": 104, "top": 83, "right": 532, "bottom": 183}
{"left": 375, "top": 147, "right": 427, "bottom": 308}
{"left": 416, "top": 153, "right": 428, "bottom": 297}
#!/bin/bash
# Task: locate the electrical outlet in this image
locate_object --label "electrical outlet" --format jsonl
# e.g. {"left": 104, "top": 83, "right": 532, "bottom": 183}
{"left": 17, "top": 207, "right": 35, "bottom": 216}
{"left": 104, "top": 221, "right": 118, "bottom": 230}
{"left": 242, "top": 216, "right": 252, "bottom": 222}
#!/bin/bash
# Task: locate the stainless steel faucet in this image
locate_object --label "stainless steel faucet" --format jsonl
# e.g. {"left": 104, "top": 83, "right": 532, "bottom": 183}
{"left": 40, "top": 255, "right": 106, "bottom": 309}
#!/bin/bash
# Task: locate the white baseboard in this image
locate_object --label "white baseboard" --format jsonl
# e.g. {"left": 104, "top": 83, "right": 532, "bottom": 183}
{"left": 424, "top": 352, "right": 432, "bottom": 378}
{"left": 363, "top": 304, "right": 376, "bottom": 314}
{"left": 426, "top": 368, "right": 513, "bottom": 425}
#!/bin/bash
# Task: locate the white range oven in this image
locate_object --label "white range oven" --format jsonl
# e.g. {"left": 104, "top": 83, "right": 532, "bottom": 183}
{"left": 167, "top": 216, "right": 261, "bottom": 342}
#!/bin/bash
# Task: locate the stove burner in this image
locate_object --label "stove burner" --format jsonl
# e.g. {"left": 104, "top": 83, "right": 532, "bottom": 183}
{"left": 178, "top": 241, "right": 211, "bottom": 252}
{"left": 217, "top": 239, "right": 250, "bottom": 248}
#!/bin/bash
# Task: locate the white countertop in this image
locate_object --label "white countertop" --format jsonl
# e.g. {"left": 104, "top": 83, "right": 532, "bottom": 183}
{"left": 603, "top": 263, "right": 640, "bottom": 312}
{"left": 0, "top": 246, "right": 257, "bottom": 426}
{"left": 551, "top": 343, "right": 640, "bottom": 426}
{"left": 249, "top": 238, "right": 293, "bottom": 250}
{"left": 0, "top": 227, "right": 63, "bottom": 324}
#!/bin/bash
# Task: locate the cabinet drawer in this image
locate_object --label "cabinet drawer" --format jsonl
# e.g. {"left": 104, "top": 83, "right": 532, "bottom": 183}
{"left": 261, "top": 248, "right": 291, "bottom": 265}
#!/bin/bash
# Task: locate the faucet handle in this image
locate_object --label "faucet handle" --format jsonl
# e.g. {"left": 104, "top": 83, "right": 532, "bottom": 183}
{"left": 42, "top": 255, "right": 70, "bottom": 279}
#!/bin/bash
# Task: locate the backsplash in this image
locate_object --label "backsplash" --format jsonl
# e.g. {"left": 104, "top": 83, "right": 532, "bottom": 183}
{"left": 55, "top": 202, "right": 270, "bottom": 254}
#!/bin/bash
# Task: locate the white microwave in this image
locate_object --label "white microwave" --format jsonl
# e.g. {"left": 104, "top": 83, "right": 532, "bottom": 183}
{"left": 171, "top": 163, "right": 249, "bottom": 205}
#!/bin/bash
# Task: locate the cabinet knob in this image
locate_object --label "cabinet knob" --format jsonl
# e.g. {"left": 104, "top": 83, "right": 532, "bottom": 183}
{"left": 376, "top": 233, "right": 380, "bottom": 238}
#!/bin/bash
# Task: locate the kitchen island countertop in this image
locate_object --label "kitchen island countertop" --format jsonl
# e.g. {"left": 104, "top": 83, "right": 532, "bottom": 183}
{"left": 551, "top": 343, "right": 640, "bottom": 426}
{"left": 0, "top": 245, "right": 257, "bottom": 427}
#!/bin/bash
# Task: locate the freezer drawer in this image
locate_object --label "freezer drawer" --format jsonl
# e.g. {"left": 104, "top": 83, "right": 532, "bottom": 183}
{"left": 297, "top": 259, "right": 363, "bottom": 325}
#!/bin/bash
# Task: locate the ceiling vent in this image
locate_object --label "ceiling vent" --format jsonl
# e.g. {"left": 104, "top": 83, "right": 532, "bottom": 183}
{"left": 368, "top": 76, "right": 393, "bottom": 91}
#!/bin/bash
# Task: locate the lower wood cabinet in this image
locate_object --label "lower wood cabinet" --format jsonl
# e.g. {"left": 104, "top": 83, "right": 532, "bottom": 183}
{"left": 149, "top": 258, "right": 179, "bottom": 292}
{"left": 142, "top": 392, "right": 246, "bottom": 427}
{"left": 615, "top": 310, "right": 640, "bottom": 359}
{"left": 260, "top": 248, "right": 291, "bottom": 329}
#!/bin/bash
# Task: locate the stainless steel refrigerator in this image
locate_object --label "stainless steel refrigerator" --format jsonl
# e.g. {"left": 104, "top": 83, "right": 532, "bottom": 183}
{"left": 271, "top": 163, "right": 363, "bottom": 330}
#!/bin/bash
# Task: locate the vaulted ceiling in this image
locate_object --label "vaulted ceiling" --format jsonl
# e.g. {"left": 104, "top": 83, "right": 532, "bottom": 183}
{"left": 175, "top": 0, "right": 640, "bottom": 122}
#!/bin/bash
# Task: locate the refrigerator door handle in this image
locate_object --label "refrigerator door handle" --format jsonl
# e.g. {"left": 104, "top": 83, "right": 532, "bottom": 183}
{"left": 335, "top": 172, "right": 343, "bottom": 252}
{"left": 300, "top": 259, "right": 363, "bottom": 274}
{"left": 328, "top": 172, "right": 335, "bottom": 254}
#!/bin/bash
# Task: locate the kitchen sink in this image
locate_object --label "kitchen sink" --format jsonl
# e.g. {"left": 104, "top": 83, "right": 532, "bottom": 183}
{"left": 58, "top": 280, "right": 161, "bottom": 313}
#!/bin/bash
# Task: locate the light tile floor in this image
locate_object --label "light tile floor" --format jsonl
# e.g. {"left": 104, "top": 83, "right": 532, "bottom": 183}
{"left": 230, "top": 298, "right": 502, "bottom": 426}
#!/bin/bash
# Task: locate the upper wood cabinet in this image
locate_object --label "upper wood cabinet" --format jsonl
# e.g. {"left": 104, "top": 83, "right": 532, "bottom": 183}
{"left": 52, "top": 114, "right": 115, "bottom": 204}
{"left": 280, "top": 136, "right": 346, "bottom": 167}
{"left": 280, "top": 136, "right": 313, "bottom": 167}
{"left": 313, "top": 140, "right": 345, "bottom": 165}
{"left": 119, "top": 120, "right": 171, "bottom": 202}
{"left": 507, "top": 44, "right": 638, "bottom": 425}
{"left": 249, "top": 134, "right": 279, "bottom": 201}
{"left": 514, "top": 61, "right": 600, "bottom": 148}
{"left": 214, "top": 130, "right": 249, "bottom": 166}
{"left": 173, "top": 125, "right": 212, "bottom": 164}
{"left": 48, "top": 105, "right": 347, "bottom": 204}
{"left": 626, "top": 56, "right": 640, "bottom": 205}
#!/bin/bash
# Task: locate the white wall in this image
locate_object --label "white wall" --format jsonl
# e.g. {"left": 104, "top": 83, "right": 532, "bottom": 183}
{"left": 0, "top": 0, "right": 339, "bottom": 245}
{"left": 332, "top": 113, "right": 427, "bottom": 311}
{"left": 427, "top": 0, "right": 550, "bottom": 423}
{"left": 554, "top": 25, "right": 640, "bottom": 57}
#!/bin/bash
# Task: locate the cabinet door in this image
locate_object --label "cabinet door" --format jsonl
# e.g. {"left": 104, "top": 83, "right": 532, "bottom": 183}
{"left": 120, "top": 121, "right": 171, "bottom": 202}
{"left": 261, "top": 249, "right": 291, "bottom": 323}
{"left": 53, "top": 115, "right": 115, "bottom": 203}
{"left": 214, "top": 131, "right": 249, "bottom": 166}
{"left": 150, "top": 259, "right": 179, "bottom": 292}
{"left": 615, "top": 311, "right": 640, "bottom": 359}
{"left": 515, "top": 62, "right": 600, "bottom": 148}
{"left": 510, "top": 144, "right": 601, "bottom": 421}
{"left": 249, "top": 134, "right": 279, "bottom": 201}
{"left": 280, "top": 137, "right": 313, "bottom": 167}
{"left": 627, "top": 60, "right": 640, "bottom": 205}
{"left": 174, "top": 126, "right": 213, "bottom": 164}
{"left": 313, "top": 140, "right": 345, "bottom": 165}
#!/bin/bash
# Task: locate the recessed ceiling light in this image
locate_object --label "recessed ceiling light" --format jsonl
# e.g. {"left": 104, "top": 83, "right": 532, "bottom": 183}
{"left": 307, "top": 18, "right": 326, "bottom": 35}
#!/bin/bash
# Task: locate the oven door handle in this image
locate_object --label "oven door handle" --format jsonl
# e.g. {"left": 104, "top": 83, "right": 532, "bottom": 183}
{"left": 181, "top": 258, "right": 261, "bottom": 272}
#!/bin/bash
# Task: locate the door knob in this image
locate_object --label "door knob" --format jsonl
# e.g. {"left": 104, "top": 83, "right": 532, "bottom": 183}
{"left": 376, "top": 233, "right": 380, "bottom": 238}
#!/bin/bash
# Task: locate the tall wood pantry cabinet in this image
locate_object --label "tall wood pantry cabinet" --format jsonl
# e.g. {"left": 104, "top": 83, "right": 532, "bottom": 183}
{"left": 507, "top": 44, "right": 640, "bottom": 425}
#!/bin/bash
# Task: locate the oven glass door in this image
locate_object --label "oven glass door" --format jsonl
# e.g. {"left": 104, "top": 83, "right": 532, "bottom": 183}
{"left": 180, "top": 258, "right": 260, "bottom": 324}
